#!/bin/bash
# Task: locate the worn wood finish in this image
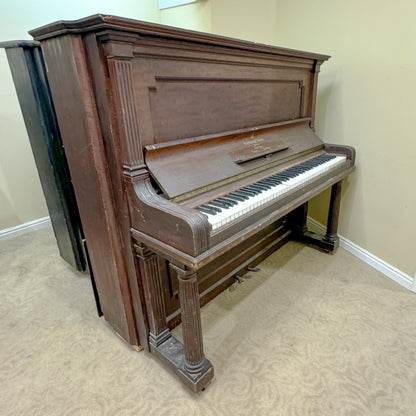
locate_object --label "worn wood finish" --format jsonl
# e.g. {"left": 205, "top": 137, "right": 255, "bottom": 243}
{"left": 324, "top": 181, "right": 343, "bottom": 245}
{"left": 175, "top": 268, "right": 206, "bottom": 370}
{"left": 289, "top": 181, "right": 343, "bottom": 252}
{"left": 38, "top": 34, "right": 139, "bottom": 345}
{"left": 31, "top": 15, "right": 355, "bottom": 392}
{"left": 134, "top": 244, "right": 169, "bottom": 349}
{"left": 0, "top": 41, "right": 86, "bottom": 271}
{"left": 82, "top": 33, "right": 149, "bottom": 349}
{"left": 289, "top": 203, "right": 309, "bottom": 236}
{"left": 145, "top": 120, "right": 323, "bottom": 200}
{"left": 166, "top": 220, "right": 291, "bottom": 326}
{"left": 1, "top": 40, "right": 102, "bottom": 316}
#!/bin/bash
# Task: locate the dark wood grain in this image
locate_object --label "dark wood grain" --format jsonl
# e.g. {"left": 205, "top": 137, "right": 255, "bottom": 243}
{"left": 1, "top": 41, "right": 86, "bottom": 271}
{"left": 39, "top": 34, "right": 139, "bottom": 345}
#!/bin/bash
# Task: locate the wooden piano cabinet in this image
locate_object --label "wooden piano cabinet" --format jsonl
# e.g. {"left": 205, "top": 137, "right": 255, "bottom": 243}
{"left": 29, "top": 15, "right": 355, "bottom": 392}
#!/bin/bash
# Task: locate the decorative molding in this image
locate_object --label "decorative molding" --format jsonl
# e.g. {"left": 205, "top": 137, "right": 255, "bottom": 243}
{"left": 307, "top": 217, "right": 415, "bottom": 290}
{"left": 134, "top": 243, "right": 168, "bottom": 341}
{"left": 0, "top": 216, "right": 50, "bottom": 241}
{"left": 108, "top": 58, "right": 143, "bottom": 168}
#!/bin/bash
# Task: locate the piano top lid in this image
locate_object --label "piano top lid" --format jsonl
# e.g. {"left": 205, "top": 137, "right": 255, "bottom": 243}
{"left": 29, "top": 14, "right": 330, "bottom": 62}
{"left": 145, "top": 119, "right": 324, "bottom": 201}
{"left": 0, "top": 40, "right": 40, "bottom": 49}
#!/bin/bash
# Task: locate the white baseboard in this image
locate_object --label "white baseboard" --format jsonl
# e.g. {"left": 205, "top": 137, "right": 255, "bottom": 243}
{"left": 307, "top": 217, "right": 415, "bottom": 290}
{"left": 2, "top": 215, "right": 414, "bottom": 292}
{"left": 0, "top": 216, "right": 51, "bottom": 241}
{"left": 410, "top": 274, "right": 416, "bottom": 293}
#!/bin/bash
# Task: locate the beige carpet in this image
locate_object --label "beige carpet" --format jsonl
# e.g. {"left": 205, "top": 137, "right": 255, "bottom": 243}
{"left": 1, "top": 225, "right": 415, "bottom": 415}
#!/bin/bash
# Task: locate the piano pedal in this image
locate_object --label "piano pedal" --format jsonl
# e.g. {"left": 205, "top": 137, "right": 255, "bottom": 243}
{"left": 247, "top": 267, "right": 260, "bottom": 272}
{"left": 234, "top": 275, "right": 245, "bottom": 284}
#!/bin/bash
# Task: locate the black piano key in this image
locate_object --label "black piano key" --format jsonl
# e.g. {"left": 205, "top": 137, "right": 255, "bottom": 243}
{"left": 274, "top": 174, "right": 292, "bottom": 180}
{"left": 233, "top": 190, "right": 252, "bottom": 199}
{"left": 209, "top": 201, "right": 226, "bottom": 210}
{"left": 245, "top": 186, "right": 262, "bottom": 194}
{"left": 268, "top": 175, "right": 284, "bottom": 182}
{"left": 197, "top": 206, "right": 216, "bottom": 215}
{"left": 254, "top": 182, "right": 272, "bottom": 189}
{"left": 201, "top": 204, "right": 221, "bottom": 213}
{"left": 288, "top": 167, "right": 305, "bottom": 173}
{"left": 212, "top": 199, "right": 232, "bottom": 208}
{"left": 238, "top": 188, "right": 257, "bottom": 196}
{"left": 226, "top": 193, "right": 246, "bottom": 202}
{"left": 217, "top": 196, "right": 238, "bottom": 206}
{"left": 250, "top": 183, "right": 269, "bottom": 191}
{"left": 258, "top": 179, "right": 279, "bottom": 186}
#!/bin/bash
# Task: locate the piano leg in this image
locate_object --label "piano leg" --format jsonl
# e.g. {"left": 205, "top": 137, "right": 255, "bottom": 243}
{"left": 175, "top": 266, "right": 214, "bottom": 390}
{"left": 290, "top": 201, "right": 309, "bottom": 236}
{"left": 135, "top": 242, "right": 213, "bottom": 392}
{"left": 323, "top": 180, "right": 342, "bottom": 247}
{"left": 289, "top": 181, "right": 342, "bottom": 252}
{"left": 135, "top": 243, "right": 171, "bottom": 350}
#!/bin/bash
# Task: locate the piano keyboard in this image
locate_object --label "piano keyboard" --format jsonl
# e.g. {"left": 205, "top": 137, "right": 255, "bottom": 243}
{"left": 196, "top": 154, "right": 346, "bottom": 230}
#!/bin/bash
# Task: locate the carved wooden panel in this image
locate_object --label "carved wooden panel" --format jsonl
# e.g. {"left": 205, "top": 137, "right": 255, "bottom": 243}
{"left": 149, "top": 77, "right": 304, "bottom": 142}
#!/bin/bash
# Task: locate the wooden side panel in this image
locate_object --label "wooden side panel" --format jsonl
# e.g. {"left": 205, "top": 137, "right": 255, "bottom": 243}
{"left": 82, "top": 34, "right": 149, "bottom": 349}
{"left": 40, "top": 35, "right": 139, "bottom": 345}
{"left": 3, "top": 44, "right": 86, "bottom": 272}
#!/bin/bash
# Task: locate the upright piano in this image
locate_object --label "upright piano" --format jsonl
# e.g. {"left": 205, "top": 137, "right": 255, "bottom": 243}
{"left": 30, "top": 15, "right": 355, "bottom": 392}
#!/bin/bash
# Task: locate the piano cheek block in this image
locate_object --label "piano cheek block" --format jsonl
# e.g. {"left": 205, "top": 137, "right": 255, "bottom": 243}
{"left": 129, "top": 180, "right": 210, "bottom": 257}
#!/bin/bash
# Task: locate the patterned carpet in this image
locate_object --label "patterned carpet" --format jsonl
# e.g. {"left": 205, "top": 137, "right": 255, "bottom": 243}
{"left": 1, "top": 225, "right": 416, "bottom": 415}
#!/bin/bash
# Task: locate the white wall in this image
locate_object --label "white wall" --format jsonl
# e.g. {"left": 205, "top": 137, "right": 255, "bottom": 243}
{"left": 272, "top": 0, "right": 416, "bottom": 277}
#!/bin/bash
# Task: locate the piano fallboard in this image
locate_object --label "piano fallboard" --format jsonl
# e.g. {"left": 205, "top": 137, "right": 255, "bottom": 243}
{"left": 145, "top": 119, "right": 323, "bottom": 200}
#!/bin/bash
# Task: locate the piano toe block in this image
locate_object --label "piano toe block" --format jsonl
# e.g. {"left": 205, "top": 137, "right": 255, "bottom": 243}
{"left": 297, "top": 230, "right": 339, "bottom": 252}
{"left": 150, "top": 335, "right": 214, "bottom": 393}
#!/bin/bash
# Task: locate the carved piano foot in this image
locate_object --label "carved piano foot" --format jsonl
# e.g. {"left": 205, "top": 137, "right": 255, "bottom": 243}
{"left": 150, "top": 333, "right": 214, "bottom": 393}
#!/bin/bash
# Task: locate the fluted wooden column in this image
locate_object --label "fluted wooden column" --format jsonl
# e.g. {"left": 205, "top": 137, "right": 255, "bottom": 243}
{"left": 324, "top": 181, "right": 342, "bottom": 244}
{"left": 134, "top": 244, "right": 170, "bottom": 348}
{"left": 175, "top": 268, "right": 206, "bottom": 373}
